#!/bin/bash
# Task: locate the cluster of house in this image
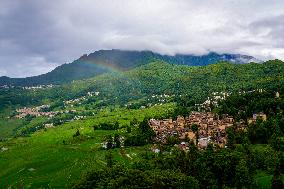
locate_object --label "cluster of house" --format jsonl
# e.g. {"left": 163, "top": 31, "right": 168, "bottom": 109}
{"left": 101, "top": 136, "right": 125, "bottom": 149}
{"left": 64, "top": 91, "right": 99, "bottom": 106}
{"left": 0, "top": 85, "right": 14, "bottom": 89}
{"left": 15, "top": 105, "right": 56, "bottom": 119}
{"left": 125, "top": 94, "right": 173, "bottom": 109}
{"left": 14, "top": 103, "right": 89, "bottom": 127}
{"left": 22, "top": 84, "right": 54, "bottom": 90}
{"left": 247, "top": 112, "right": 267, "bottom": 124}
{"left": 149, "top": 111, "right": 235, "bottom": 149}
{"left": 195, "top": 89, "right": 277, "bottom": 112}
{"left": 195, "top": 92, "right": 231, "bottom": 111}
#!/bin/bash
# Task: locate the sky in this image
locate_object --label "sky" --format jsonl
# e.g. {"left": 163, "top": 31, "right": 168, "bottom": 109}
{"left": 0, "top": 0, "right": 284, "bottom": 78}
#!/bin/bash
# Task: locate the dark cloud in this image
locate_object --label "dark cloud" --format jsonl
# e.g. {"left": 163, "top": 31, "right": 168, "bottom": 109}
{"left": 249, "top": 15, "right": 284, "bottom": 47}
{"left": 0, "top": 0, "right": 284, "bottom": 77}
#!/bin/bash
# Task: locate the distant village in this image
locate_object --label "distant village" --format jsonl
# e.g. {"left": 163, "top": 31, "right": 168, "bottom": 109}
{"left": 195, "top": 89, "right": 268, "bottom": 111}
{"left": 22, "top": 84, "right": 55, "bottom": 90}
{"left": 13, "top": 91, "right": 101, "bottom": 119}
{"left": 0, "top": 85, "right": 15, "bottom": 89}
{"left": 15, "top": 105, "right": 57, "bottom": 119}
{"left": 0, "top": 84, "right": 55, "bottom": 90}
{"left": 63, "top": 91, "right": 99, "bottom": 106}
{"left": 149, "top": 111, "right": 267, "bottom": 150}
{"left": 14, "top": 105, "right": 88, "bottom": 123}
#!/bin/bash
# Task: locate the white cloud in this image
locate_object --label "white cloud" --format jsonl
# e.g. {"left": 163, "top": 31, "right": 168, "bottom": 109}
{"left": 0, "top": 0, "right": 284, "bottom": 77}
{"left": 0, "top": 69, "right": 7, "bottom": 76}
{"left": 0, "top": 55, "right": 58, "bottom": 78}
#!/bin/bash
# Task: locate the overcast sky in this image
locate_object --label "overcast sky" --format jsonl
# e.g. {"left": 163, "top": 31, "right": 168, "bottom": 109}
{"left": 1, "top": 0, "right": 284, "bottom": 77}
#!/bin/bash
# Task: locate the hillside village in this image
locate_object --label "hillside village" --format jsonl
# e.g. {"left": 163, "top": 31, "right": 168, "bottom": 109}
{"left": 0, "top": 84, "right": 56, "bottom": 89}
{"left": 149, "top": 112, "right": 234, "bottom": 149}
{"left": 63, "top": 91, "right": 99, "bottom": 106}
{"left": 13, "top": 91, "right": 100, "bottom": 119}
{"left": 22, "top": 84, "right": 55, "bottom": 90}
{"left": 149, "top": 111, "right": 267, "bottom": 150}
{"left": 15, "top": 105, "right": 57, "bottom": 119}
{"left": 195, "top": 89, "right": 268, "bottom": 111}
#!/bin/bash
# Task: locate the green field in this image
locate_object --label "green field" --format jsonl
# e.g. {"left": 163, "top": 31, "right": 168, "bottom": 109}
{"left": 0, "top": 118, "right": 23, "bottom": 139}
{"left": 254, "top": 171, "right": 284, "bottom": 189}
{"left": 0, "top": 122, "right": 146, "bottom": 188}
{"left": 0, "top": 104, "right": 175, "bottom": 188}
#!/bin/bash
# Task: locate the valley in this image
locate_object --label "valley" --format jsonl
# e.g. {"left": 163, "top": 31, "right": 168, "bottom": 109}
{"left": 0, "top": 59, "right": 284, "bottom": 188}
{"left": 2, "top": 1, "right": 284, "bottom": 188}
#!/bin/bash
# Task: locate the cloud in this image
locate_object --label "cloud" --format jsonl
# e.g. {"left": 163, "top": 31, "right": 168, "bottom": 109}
{"left": 0, "top": 55, "right": 58, "bottom": 78}
{"left": 0, "top": 0, "right": 284, "bottom": 77}
{"left": 0, "top": 69, "right": 7, "bottom": 76}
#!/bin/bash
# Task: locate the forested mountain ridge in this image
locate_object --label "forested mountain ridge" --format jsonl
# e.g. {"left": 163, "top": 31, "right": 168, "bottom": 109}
{"left": 1, "top": 59, "right": 283, "bottom": 112}
{"left": 0, "top": 49, "right": 260, "bottom": 86}
{"left": 60, "top": 59, "right": 284, "bottom": 102}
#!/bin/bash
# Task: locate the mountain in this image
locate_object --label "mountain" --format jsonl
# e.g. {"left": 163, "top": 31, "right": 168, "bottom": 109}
{"left": 2, "top": 59, "right": 283, "bottom": 112}
{"left": 68, "top": 59, "right": 283, "bottom": 104}
{"left": 0, "top": 49, "right": 261, "bottom": 86}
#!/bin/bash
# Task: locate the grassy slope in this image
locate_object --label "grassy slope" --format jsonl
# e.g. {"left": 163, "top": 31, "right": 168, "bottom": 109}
{"left": 0, "top": 116, "right": 47, "bottom": 139}
{"left": 0, "top": 104, "right": 175, "bottom": 188}
{"left": 0, "top": 119, "right": 23, "bottom": 139}
{"left": 0, "top": 127, "right": 118, "bottom": 188}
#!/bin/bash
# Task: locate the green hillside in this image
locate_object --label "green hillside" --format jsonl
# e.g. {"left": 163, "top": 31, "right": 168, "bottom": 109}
{"left": 60, "top": 59, "right": 284, "bottom": 103}
{"left": 0, "top": 59, "right": 284, "bottom": 188}
{"left": 1, "top": 59, "right": 284, "bottom": 111}
{"left": 0, "top": 50, "right": 259, "bottom": 86}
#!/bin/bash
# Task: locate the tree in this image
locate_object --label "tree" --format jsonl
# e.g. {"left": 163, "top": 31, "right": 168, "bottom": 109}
{"left": 106, "top": 135, "right": 113, "bottom": 149}
{"left": 226, "top": 127, "right": 235, "bottom": 149}
{"left": 167, "top": 135, "right": 180, "bottom": 145}
{"left": 263, "top": 147, "right": 279, "bottom": 173}
{"left": 93, "top": 125, "right": 98, "bottom": 131}
{"left": 271, "top": 164, "right": 284, "bottom": 189}
{"left": 191, "top": 124, "right": 199, "bottom": 145}
{"left": 73, "top": 129, "right": 80, "bottom": 137}
{"left": 130, "top": 118, "right": 138, "bottom": 126}
{"left": 270, "top": 134, "right": 283, "bottom": 151}
{"left": 126, "top": 126, "right": 131, "bottom": 133}
{"left": 138, "top": 118, "right": 156, "bottom": 143}
{"left": 114, "top": 121, "right": 119, "bottom": 130}
{"left": 114, "top": 134, "right": 121, "bottom": 148}
{"left": 105, "top": 151, "right": 113, "bottom": 168}
{"left": 187, "top": 141, "right": 199, "bottom": 176}
{"left": 235, "top": 159, "right": 251, "bottom": 189}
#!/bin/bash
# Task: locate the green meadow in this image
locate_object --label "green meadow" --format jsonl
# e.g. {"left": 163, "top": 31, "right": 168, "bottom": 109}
{"left": 0, "top": 104, "right": 174, "bottom": 188}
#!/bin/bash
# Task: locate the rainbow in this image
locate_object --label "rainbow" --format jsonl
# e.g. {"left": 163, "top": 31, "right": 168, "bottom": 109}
{"left": 77, "top": 59, "right": 125, "bottom": 74}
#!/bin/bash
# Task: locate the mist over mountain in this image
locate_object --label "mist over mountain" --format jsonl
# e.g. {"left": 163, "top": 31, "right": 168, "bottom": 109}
{"left": 0, "top": 49, "right": 260, "bottom": 86}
